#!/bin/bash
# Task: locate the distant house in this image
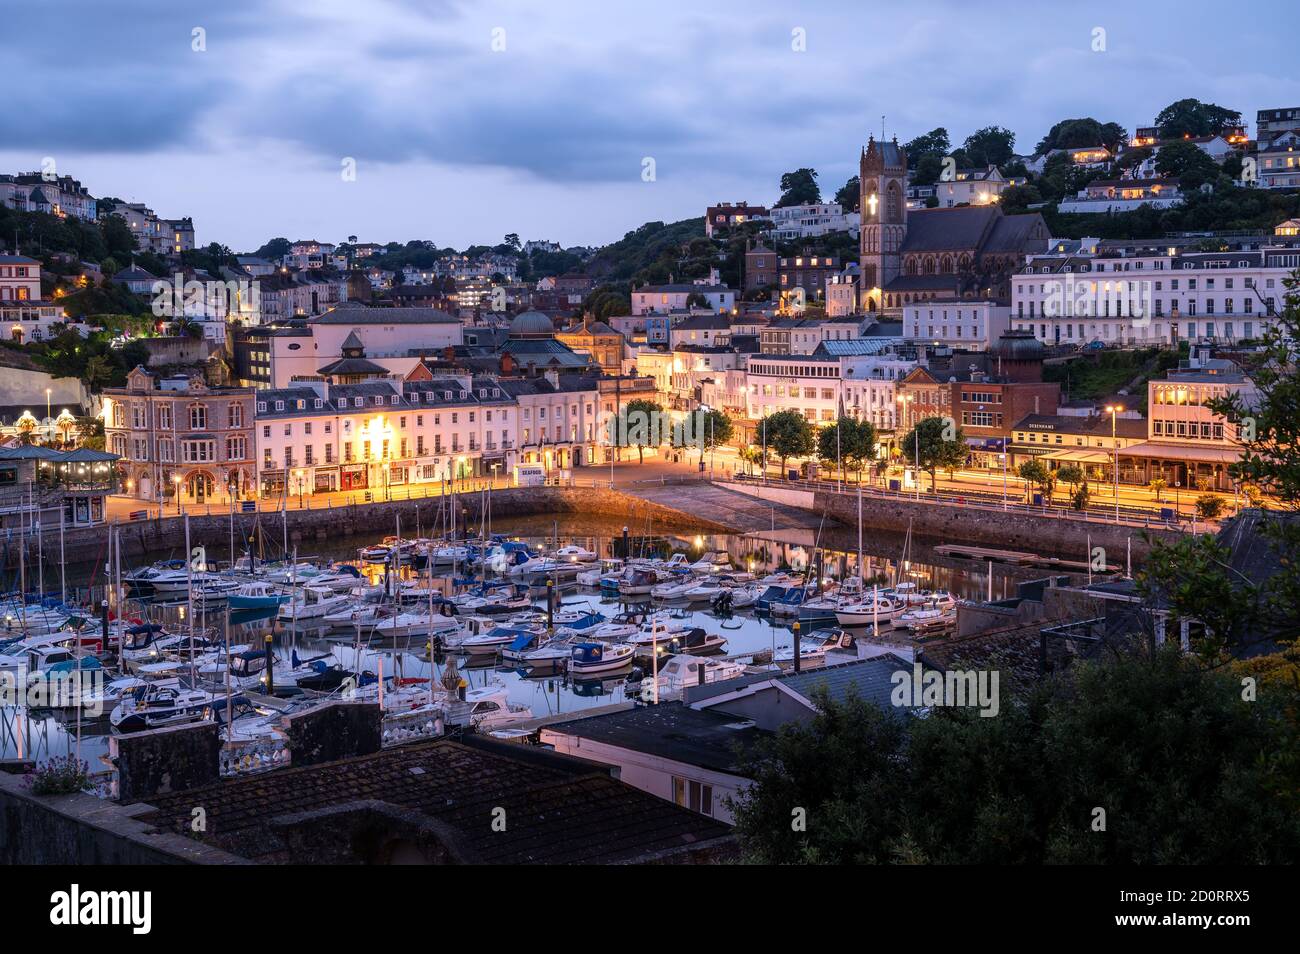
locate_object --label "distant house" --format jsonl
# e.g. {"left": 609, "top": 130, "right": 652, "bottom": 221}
{"left": 631, "top": 284, "right": 735, "bottom": 316}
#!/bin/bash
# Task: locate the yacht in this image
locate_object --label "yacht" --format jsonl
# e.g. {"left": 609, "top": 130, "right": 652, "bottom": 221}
{"left": 110, "top": 684, "right": 232, "bottom": 733}
{"left": 639, "top": 654, "right": 745, "bottom": 702}
{"left": 278, "top": 587, "right": 351, "bottom": 622}
{"left": 651, "top": 576, "right": 697, "bottom": 601}
{"left": 228, "top": 581, "right": 290, "bottom": 611}
{"left": 682, "top": 579, "right": 726, "bottom": 604}
{"left": 835, "top": 592, "right": 906, "bottom": 627}
{"left": 774, "top": 627, "right": 857, "bottom": 668}
{"left": 553, "top": 544, "right": 597, "bottom": 563}
{"left": 711, "top": 583, "right": 761, "bottom": 611}
{"left": 568, "top": 641, "right": 636, "bottom": 675}
{"left": 441, "top": 684, "right": 533, "bottom": 732}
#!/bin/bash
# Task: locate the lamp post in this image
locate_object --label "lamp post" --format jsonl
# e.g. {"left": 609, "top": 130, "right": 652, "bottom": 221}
{"left": 173, "top": 473, "right": 183, "bottom": 515}
{"left": 1105, "top": 404, "right": 1123, "bottom": 523}
{"left": 44, "top": 388, "right": 51, "bottom": 443}
{"left": 896, "top": 394, "right": 915, "bottom": 499}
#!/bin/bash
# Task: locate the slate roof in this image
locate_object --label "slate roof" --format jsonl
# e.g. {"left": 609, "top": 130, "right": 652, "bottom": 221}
{"left": 544, "top": 702, "right": 768, "bottom": 775}
{"left": 135, "top": 736, "right": 733, "bottom": 864}
{"left": 316, "top": 305, "right": 459, "bottom": 324}
{"left": 777, "top": 656, "right": 907, "bottom": 710}
{"left": 316, "top": 356, "right": 390, "bottom": 376}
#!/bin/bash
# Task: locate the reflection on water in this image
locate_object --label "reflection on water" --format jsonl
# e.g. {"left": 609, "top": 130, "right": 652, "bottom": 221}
{"left": 2, "top": 514, "right": 1082, "bottom": 767}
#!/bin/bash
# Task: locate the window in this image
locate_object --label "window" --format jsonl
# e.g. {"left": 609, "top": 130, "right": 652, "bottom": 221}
{"left": 189, "top": 405, "right": 207, "bottom": 430}
{"left": 228, "top": 403, "right": 244, "bottom": 428}
{"left": 226, "top": 436, "right": 246, "bottom": 459}
{"left": 672, "top": 777, "right": 714, "bottom": 816}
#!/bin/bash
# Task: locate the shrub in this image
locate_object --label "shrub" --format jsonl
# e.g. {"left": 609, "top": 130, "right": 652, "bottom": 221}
{"left": 25, "top": 755, "right": 90, "bottom": 796}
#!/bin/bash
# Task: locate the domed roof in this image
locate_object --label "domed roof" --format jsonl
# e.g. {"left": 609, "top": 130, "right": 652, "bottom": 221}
{"left": 994, "top": 330, "right": 1044, "bottom": 361}
{"left": 509, "top": 310, "right": 555, "bottom": 338}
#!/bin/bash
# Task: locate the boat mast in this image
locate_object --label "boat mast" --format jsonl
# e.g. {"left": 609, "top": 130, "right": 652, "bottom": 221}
{"left": 58, "top": 506, "right": 65, "bottom": 605}
{"left": 185, "top": 514, "right": 195, "bottom": 685}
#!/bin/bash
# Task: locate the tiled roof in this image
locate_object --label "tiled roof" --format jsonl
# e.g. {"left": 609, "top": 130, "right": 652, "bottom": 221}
{"left": 135, "top": 736, "right": 732, "bottom": 864}
{"left": 316, "top": 305, "right": 459, "bottom": 324}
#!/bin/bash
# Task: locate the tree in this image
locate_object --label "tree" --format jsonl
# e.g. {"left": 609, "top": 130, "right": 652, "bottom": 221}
{"left": 960, "top": 126, "right": 1016, "bottom": 169}
{"left": 1018, "top": 459, "right": 1055, "bottom": 502}
{"left": 997, "top": 183, "right": 1042, "bottom": 214}
{"left": 758, "top": 410, "right": 814, "bottom": 476}
{"left": 617, "top": 398, "right": 663, "bottom": 464}
{"left": 1155, "top": 141, "right": 1221, "bottom": 190}
{"left": 731, "top": 649, "right": 1300, "bottom": 864}
{"left": 1057, "top": 463, "right": 1085, "bottom": 494}
{"left": 903, "top": 416, "right": 967, "bottom": 492}
{"left": 1035, "top": 118, "right": 1127, "bottom": 155}
{"left": 903, "top": 128, "right": 950, "bottom": 168}
{"left": 817, "top": 416, "right": 877, "bottom": 480}
{"left": 679, "top": 408, "right": 733, "bottom": 467}
{"left": 1195, "top": 494, "right": 1226, "bottom": 521}
{"left": 775, "top": 168, "right": 820, "bottom": 208}
{"left": 833, "top": 175, "right": 859, "bottom": 212}
{"left": 83, "top": 355, "right": 113, "bottom": 391}
{"left": 911, "top": 153, "right": 945, "bottom": 187}
{"left": 169, "top": 316, "right": 203, "bottom": 338}
{"left": 252, "top": 237, "right": 291, "bottom": 261}
{"left": 1154, "top": 98, "right": 1242, "bottom": 139}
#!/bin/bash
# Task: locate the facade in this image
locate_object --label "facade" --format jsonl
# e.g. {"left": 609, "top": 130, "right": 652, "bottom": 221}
{"left": 99, "top": 201, "right": 194, "bottom": 255}
{"left": 104, "top": 368, "right": 256, "bottom": 506}
{"left": 1057, "top": 178, "right": 1184, "bottom": 214}
{"left": 554, "top": 317, "right": 624, "bottom": 374}
{"left": 253, "top": 374, "right": 516, "bottom": 496}
{"left": 778, "top": 254, "right": 841, "bottom": 301}
{"left": 631, "top": 284, "right": 735, "bottom": 316}
{"left": 0, "top": 446, "right": 119, "bottom": 530}
{"left": 704, "top": 201, "right": 769, "bottom": 237}
{"left": 0, "top": 173, "right": 97, "bottom": 221}
{"left": 932, "top": 166, "right": 1011, "bottom": 208}
{"left": 903, "top": 299, "right": 1011, "bottom": 350}
{"left": 744, "top": 241, "right": 779, "bottom": 292}
{"left": 859, "top": 137, "right": 1050, "bottom": 314}
{"left": 500, "top": 374, "right": 601, "bottom": 471}
{"left": 767, "top": 203, "right": 858, "bottom": 240}
{"left": 0, "top": 255, "right": 75, "bottom": 342}
{"left": 1257, "top": 107, "right": 1300, "bottom": 146}
{"left": 1255, "top": 138, "right": 1300, "bottom": 189}
{"left": 1011, "top": 248, "right": 1290, "bottom": 347}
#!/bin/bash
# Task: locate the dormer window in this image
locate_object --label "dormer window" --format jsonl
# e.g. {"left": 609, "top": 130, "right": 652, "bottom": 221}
{"left": 353, "top": 397, "right": 363, "bottom": 407}
{"left": 257, "top": 401, "right": 267, "bottom": 412}
{"left": 390, "top": 395, "right": 399, "bottom": 405}
{"left": 275, "top": 401, "right": 285, "bottom": 411}
{"left": 314, "top": 399, "right": 323, "bottom": 409}
{"left": 337, "top": 399, "right": 347, "bottom": 409}
{"left": 444, "top": 391, "right": 452, "bottom": 400}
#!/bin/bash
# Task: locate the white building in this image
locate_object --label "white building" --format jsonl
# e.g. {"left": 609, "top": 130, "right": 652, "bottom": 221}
{"left": 767, "top": 203, "right": 859, "bottom": 240}
{"left": 253, "top": 374, "right": 517, "bottom": 496}
{"left": 269, "top": 305, "right": 465, "bottom": 388}
{"left": 1012, "top": 248, "right": 1290, "bottom": 347}
{"left": 932, "top": 166, "right": 1012, "bottom": 208}
{"left": 631, "top": 284, "right": 735, "bottom": 316}
{"left": 903, "top": 299, "right": 1011, "bottom": 351}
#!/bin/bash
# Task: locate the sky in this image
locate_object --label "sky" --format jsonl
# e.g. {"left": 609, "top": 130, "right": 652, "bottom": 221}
{"left": 3, "top": 0, "right": 1298, "bottom": 254}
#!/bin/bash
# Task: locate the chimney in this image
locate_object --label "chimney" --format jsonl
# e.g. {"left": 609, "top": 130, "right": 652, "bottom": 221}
{"left": 500, "top": 352, "right": 515, "bottom": 375}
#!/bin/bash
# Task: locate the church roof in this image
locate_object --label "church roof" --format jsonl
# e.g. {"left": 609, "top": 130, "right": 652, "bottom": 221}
{"left": 901, "top": 206, "right": 1001, "bottom": 252}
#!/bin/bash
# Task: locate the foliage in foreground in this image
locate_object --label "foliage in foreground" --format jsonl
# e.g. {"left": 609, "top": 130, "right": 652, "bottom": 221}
{"left": 730, "top": 649, "right": 1300, "bottom": 864}
{"left": 25, "top": 756, "right": 90, "bottom": 796}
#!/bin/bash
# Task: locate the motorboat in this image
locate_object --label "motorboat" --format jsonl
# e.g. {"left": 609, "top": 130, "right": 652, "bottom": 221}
{"left": 428, "top": 544, "right": 472, "bottom": 566}
{"left": 682, "top": 579, "right": 726, "bottom": 604}
{"left": 774, "top": 627, "right": 857, "bottom": 668}
{"left": 553, "top": 544, "right": 597, "bottom": 563}
{"left": 835, "top": 592, "right": 905, "bottom": 627}
{"left": 550, "top": 607, "right": 605, "bottom": 634}
{"left": 458, "top": 625, "right": 536, "bottom": 656}
{"left": 441, "top": 684, "right": 533, "bottom": 732}
{"left": 577, "top": 559, "right": 623, "bottom": 587}
{"left": 568, "top": 641, "right": 636, "bottom": 675}
{"left": 191, "top": 577, "right": 243, "bottom": 604}
{"left": 196, "top": 647, "right": 282, "bottom": 691}
{"left": 650, "top": 576, "right": 697, "bottom": 601}
{"left": 360, "top": 537, "right": 418, "bottom": 563}
{"left": 228, "top": 581, "right": 290, "bottom": 611}
{"left": 688, "top": 552, "right": 731, "bottom": 574}
{"left": 110, "top": 684, "right": 233, "bottom": 733}
{"left": 617, "top": 568, "right": 660, "bottom": 597}
{"left": 372, "top": 612, "right": 463, "bottom": 642}
{"left": 639, "top": 654, "right": 745, "bottom": 702}
{"left": 278, "top": 587, "right": 350, "bottom": 622}
{"left": 632, "top": 626, "right": 727, "bottom": 657}
{"left": 711, "top": 583, "right": 761, "bottom": 611}
{"left": 898, "top": 602, "right": 958, "bottom": 633}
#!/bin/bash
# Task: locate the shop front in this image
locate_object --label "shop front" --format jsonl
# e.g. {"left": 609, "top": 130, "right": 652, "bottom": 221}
{"left": 340, "top": 463, "right": 367, "bottom": 491}
{"left": 313, "top": 466, "right": 339, "bottom": 493}
{"left": 260, "top": 469, "right": 286, "bottom": 497}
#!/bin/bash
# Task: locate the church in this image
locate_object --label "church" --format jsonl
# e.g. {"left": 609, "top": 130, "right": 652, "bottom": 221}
{"left": 858, "top": 136, "right": 1050, "bottom": 314}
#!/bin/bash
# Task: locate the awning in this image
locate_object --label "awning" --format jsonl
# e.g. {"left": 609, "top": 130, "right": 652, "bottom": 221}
{"left": 1119, "top": 441, "right": 1242, "bottom": 465}
{"left": 1039, "top": 449, "right": 1113, "bottom": 464}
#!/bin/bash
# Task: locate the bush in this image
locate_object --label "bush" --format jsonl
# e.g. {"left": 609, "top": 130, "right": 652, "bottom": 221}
{"left": 1195, "top": 494, "right": 1226, "bottom": 520}
{"left": 25, "top": 755, "right": 90, "bottom": 796}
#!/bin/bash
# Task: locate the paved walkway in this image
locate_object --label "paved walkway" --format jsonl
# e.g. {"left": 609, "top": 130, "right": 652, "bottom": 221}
{"left": 622, "top": 481, "right": 824, "bottom": 532}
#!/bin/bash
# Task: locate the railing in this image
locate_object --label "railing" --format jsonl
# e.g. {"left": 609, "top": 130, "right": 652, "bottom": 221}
{"left": 219, "top": 736, "right": 290, "bottom": 776}
{"left": 381, "top": 708, "right": 442, "bottom": 747}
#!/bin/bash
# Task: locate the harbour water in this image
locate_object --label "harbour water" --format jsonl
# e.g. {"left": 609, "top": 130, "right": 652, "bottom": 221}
{"left": 0, "top": 514, "right": 1085, "bottom": 771}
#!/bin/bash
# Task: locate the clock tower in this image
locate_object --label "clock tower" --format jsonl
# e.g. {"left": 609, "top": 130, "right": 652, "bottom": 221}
{"left": 859, "top": 136, "right": 908, "bottom": 311}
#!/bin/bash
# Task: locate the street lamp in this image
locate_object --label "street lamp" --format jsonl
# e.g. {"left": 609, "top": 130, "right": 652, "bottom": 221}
{"left": 172, "top": 473, "right": 183, "bottom": 515}
{"left": 896, "top": 394, "right": 916, "bottom": 499}
{"left": 1105, "top": 404, "right": 1123, "bottom": 524}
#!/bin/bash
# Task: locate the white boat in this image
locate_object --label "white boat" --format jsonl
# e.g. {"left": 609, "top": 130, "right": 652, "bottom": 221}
{"left": 568, "top": 641, "right": 636, "bottom": 675}
{"left": 110, "top": 684, "right": 229, "bottom": 733}
{"left": 372, "top": 612, "right": 462, "bottom": 641}
{"left": 196, "top": 647, "right": 282, "bottom": 691}
{"left": 442, "top": 684, "right": 533, "bottom": 731}
{"left": 774, "top": 627, "right": 857, "bottom": 668}
{"left": 639, "top": 654, "right": 745, "bottom": 702}
{"left": 689, "top": 552, "right": 730, "bottom": 573}
{"left": 577, "top": 559, "right": 623, "bottom": 587}
{"left": 428, "top": 544, "right": 472, "bottom": 566}
{"left": 278, "top": 588, "right": 350, "bottom": 622}
{"left": 835, "top": 593, "right": 906, "bottom": 627}
{"left": 898, "top": 603, "right": 957, "bottom": 632}
{"left": 712, "top": 583, "right": 761, "bottom": 610}
{"left": 682, "top": 579, "right": 725, "bottom": 604}
{"left": 650, "top": 577, "right": 697, "bottom": 600}
{"left": 553, "top": 544, "right": 597, "bottom": 563}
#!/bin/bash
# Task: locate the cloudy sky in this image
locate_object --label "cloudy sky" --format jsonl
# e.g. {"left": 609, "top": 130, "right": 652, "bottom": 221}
{"left": 3, "top": 0, "right": 1296, "bottom": 253}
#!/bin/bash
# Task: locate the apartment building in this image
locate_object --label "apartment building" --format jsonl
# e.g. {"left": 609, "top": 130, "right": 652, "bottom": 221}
{"left": 104, "top": 368, "right": 256, "bottom": 505}
{"left": 1012, "top": 248, "right": 1290, "bottom": 347}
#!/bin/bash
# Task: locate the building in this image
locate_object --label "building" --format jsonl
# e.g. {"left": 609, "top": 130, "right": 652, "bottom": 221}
{"left": 631, "top": 284, "right": 735, "bottom": 316}
{"left": 253, "top": 372, "right": 516, "bottom": 496}
{"left": 500, "top": 373, "right": 600, "bottom": 472}
{"left": 704, "top": 201, "right": 769, "bottom": 237}
{"left": 767, "top": 202, "right": 858, "bottom": 240}
{"left": 903, "top": 299, "right": 1011, "bottom": 350}
{"left": 858, "top": 137, "right": 1050, "bottom": 314}
{"left": 1255, "top": 138, "right": 1300, "bottom": 189}
{"left": 99, "top": 201, "right": 195, "bottom": 256}
{"left": 104, "top": 367, "right": 256, "bottom": 506}
{"left": 1057, "top": 178, "right": 1184, "bottom": 214}
{"left": 668, "top": 315, "right": 732, "bottom": 350}
{"left": 0, "top": 173, "right": 97, "bottom": 221}
{"left": 1256, "top": 107, "right": 1300, "bottom": 146}
{"left": 1011, "top": 247, "right": 1290, "bottom": 347}
{"left": 778, "top": 254, "right": 841, "bottom": 301}
{"left": 0, "top": 255, "right": 75, "bottom": 342}
{"left": 555, "top": 317, "right": 624, "bottom": 374}
{"left": 1008, "top": 412, "right": 1148, "bottom": 475}
{"left": 0, "top": 445, "right": 119, "bottom": 530}
{"left": 1114, "top": 362, "right": 1256, "bottom": 492}
{"left": 932, "top": 166, "right": 1012, "bottom": 208}
{"left": 744, "top": 241, "right": 779, "bottom": 292}
{"left": 267, "top": 305, "right": 465, "bottom": 387}
{"left": 825, "top": 267, "right": 859, "bottom": 317}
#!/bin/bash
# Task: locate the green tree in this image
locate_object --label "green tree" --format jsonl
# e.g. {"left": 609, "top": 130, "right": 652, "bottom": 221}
{"left": 617, "top": 398, "right": 664, "bottom": 464}
{"left": 960, "top": 126, "right": 1016, "bottom": 168}
{"left": 1018, "top": 459, "right": 1055, "bottom": 502}
{"left": 775, "top": 168, "right": 820, "bottom": 208}
{"left": 677, "top": 407, "right": 733, "bottom": 467}
{"left": 817, "top": 416, "right": 877, "bottom": 480}
{"left": 731, "top": 649, "right": 1300, "bottom": 864}
{"left": 758, "top": 409, "right": 814, "bottom": 476}
{"left": 1154, "top": 98, "right": 1242, "bottom": 139}
{"left": 83, "top": 355, "right": 114, "bottom": 391}
{"left": 833, "top": 175, "right": 859, "bottom": 212}
{"left": 1195, "top": 494, "right": 1226, "bottom": 521}
{"left": 1155, "top": 141, "right": 1221, "bottom": 190}
{"left": 903, "top": 416, "right": 967, "bottom": 492}
{"left": 1035, "top": 118, "right": 1127, "bottom": 154}
{"left": 903, "top": 128, "right": 950, "bottom": 168}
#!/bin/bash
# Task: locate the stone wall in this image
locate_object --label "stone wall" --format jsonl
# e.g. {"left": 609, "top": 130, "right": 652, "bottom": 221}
{"left": 52, "top": 486, "right": 731, "bottom": 565}
{"left": 809, "top": 489, "right": 1185, "bottom": 561}
{"left": 114, "top": 721, "right": 222, "bottom": 804}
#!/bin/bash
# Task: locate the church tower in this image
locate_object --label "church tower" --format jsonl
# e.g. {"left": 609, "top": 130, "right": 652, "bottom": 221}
{"left": 858, "top": 136, "right": 908, "bottom": 310}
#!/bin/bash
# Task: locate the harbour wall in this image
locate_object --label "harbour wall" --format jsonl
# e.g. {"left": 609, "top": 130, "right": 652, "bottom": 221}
{"left": 37, "top": 487, "right": 734, "bottom": 567}
{"left": 714, "top": 481, "right": 1187, "bottom": 561}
